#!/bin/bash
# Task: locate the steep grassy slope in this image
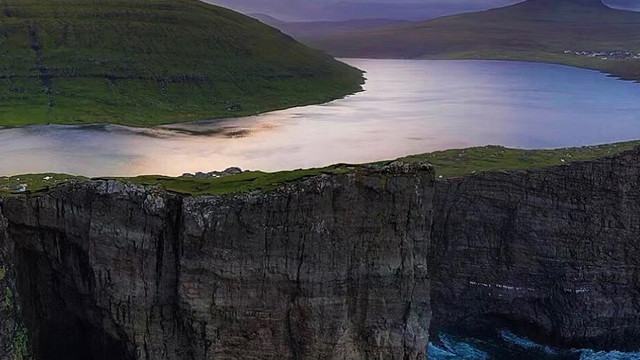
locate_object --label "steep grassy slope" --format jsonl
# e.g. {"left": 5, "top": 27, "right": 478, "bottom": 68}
{"left": 0, "top": 0, "right": 363, "bottom": 127}
{"left": 305, "top": 0, "right": 640, "bottom": 81}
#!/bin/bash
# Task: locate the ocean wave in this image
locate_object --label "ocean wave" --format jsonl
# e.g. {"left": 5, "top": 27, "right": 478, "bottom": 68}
{"left": 428, "top": 343, "right": 460, "bottom": 359}
{"left": 430, "top": 329, "right": 640, "bottom": 360}
{"left": 500, "top": 330, "right": 558, "bottom": 355}
{"left": 578, "top": 349, "right": 640, "bottom": 360}
{"left": 429, "top": 333, "right": 490, "bottom": 360}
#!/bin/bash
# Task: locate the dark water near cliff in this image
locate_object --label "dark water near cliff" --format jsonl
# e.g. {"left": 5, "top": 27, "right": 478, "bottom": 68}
{"left": 429, "top": 329, "right": 640, "bottom": 360}
{"left": 2, "top": 59, "right": 640, "bottom": 176}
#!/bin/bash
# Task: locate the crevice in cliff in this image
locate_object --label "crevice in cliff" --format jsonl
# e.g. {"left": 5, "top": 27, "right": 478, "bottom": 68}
{"left": 285, "top": 218, "right": 308, "bottom": 360}
{"left": 0, "top": 202, "right": 32, "bottom": 360}
{"left": 13, "top": 237, "right": 135, "bottom": 360}
{"left": 2, "top": 190, "right": 138, "bottom": 360}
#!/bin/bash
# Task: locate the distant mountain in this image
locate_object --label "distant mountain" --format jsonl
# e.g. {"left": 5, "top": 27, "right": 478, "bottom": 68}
{"left": 203, "top": 0, "right": 521, "bottom": 21}
{"left": 308, "top": 0, "right": 640, "bottom": 56}
{"left": 251, "top": 14, "right": 412, "bottom": 40}
{"left": 250, "top": 14, "right": 287, "bottom": 26}
{"left": 202, "top": 0, "right": 638, "bottom": 22}
{"left": 0, "top": 0, "right": 363, "bottom": 127}
{"left": 301, "top": 0, "right": 640, "bottom": 81}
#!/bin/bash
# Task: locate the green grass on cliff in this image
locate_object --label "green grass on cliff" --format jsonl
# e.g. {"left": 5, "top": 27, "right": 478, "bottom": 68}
{"left": 0, "top": 174, "right": 84, "bottom": 196}
{"left": 119, "top": 165, "right": 354, "bottom": 196}
{"left": 395, "top": 140, "right": 640, "bottom": 178}
{"left": 2, "top": 141, "right": 638, "bottom": 196}
{"left": 0, "top": 0, "right": 363, "bottom": 127}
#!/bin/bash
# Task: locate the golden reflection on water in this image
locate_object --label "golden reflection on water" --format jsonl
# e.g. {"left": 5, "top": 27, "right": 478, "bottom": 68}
{"left": 1, "top": 59, "right": 640, "bottom": 177}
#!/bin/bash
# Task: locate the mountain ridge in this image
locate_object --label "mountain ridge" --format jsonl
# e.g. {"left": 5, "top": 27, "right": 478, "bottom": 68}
{"left": 301, "top": 0, "right": 640, "bottom": 82}
{"left": 525, "top": 0, "right": 608, "bottom": 6}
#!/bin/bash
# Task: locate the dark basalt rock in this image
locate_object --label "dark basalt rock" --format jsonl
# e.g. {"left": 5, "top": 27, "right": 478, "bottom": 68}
{"left": 4, "top": 148, "right": 640, "bottom": 358}
{"left": 0, "top": 164, "right": 433, "bottom": 360}
{"left": 430, "top": 147, "right": 640, "bottom": 351}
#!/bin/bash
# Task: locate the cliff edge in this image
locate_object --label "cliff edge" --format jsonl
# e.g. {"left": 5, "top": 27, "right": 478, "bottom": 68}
{"left": 0, "top": 163, "right": 433, "bottom": 360}
{"left": 3, "top": 148, "right": 640, "bottom": 358}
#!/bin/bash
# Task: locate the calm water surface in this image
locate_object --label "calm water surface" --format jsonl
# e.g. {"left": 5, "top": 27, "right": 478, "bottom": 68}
{"left": 1, "top": 59, "right": 640, "bottom": 176}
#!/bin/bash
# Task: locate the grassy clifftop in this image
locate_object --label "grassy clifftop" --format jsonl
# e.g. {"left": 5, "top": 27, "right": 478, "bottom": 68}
{"left": 2, "top": 141, "right": 638, "bottom": 196}
{"left": 0, "top": 0, "right": 363, "bottom": 127}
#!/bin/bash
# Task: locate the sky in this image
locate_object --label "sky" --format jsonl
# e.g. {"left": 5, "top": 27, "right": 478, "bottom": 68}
{"left": 201, "top": 0, "right": 640, "bottom": 21}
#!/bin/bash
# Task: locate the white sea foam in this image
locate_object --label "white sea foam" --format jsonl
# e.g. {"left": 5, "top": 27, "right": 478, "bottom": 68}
{"left": 427, "top": 343, "right": 459, "bottom": 360}
{"left": 429, "top": 330, "right": 640, "bottom": 359}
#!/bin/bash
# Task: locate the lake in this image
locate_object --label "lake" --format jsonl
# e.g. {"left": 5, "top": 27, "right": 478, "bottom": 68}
{"left": 1, "top": 58, "right": 640, "bottom": 177}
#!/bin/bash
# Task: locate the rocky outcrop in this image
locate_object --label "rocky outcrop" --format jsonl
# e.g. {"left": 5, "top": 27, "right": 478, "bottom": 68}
{"left": 0, "top": 163, "right": 433, "bottom": 360}
{"left": 431, "top": 148, "right": 640, "bottom": 351}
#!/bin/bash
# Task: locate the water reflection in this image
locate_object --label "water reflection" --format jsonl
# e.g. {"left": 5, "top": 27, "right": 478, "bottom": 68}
{"left": 1, "top": 59, "right": 640, "bottom": 177}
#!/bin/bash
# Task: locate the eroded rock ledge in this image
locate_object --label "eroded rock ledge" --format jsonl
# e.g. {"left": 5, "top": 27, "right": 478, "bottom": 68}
{"left": 0, "top": 163, "right": 433, "bottom": 360}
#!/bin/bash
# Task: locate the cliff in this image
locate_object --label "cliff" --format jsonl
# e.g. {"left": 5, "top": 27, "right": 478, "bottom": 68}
{"left": 3, "top": 148, "right": 640, "bottom": 359}
{"left": 0, "top": 163, "right": 433, "bottom": 360}
{"left": 431, "top": 147, "right": 640, "bottom": 350}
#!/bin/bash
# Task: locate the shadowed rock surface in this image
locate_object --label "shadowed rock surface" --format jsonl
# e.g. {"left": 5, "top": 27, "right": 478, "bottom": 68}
{"left": 0, "top": 163, "right": 433, "bottom": 360}
{"left": 431, "top": 147, "right": 640, "bottom": 351}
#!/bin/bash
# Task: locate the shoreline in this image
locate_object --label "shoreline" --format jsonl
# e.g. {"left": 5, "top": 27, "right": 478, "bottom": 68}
{"left": 2, "top": 139, "right": 638, "bottom": 196}
{"left": 343, "top": 54, "right": 640, "bottom": 84}
{"left": 0, "top": 55, "right": 633, "bottom": 132}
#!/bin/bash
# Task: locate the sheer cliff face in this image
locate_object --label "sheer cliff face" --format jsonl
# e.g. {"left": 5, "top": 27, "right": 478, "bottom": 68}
{"left": 4, "top": 149, "right": 640, "bottom": 359}
{"left": 0, "top": 182, "right": 183, "bottom": 360}
{"left": 431, "top": 148, "right": 640, "bottom": 350}
{"left": 0, "top": 164, "right": 434, "bottom": 360}
{"left": 0, "top": 203, "right": 29, "bottom": 359}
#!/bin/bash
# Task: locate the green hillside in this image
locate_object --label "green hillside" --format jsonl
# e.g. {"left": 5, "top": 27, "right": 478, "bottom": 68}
{"left": 306, "top": 0, "right": 640, "bottom": 81}
{"left": 0, "top": 0, "right": 363, "bottom": 127}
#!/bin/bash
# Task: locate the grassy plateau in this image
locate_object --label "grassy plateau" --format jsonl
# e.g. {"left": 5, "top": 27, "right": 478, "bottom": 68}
{"left": 1, "top": 141, "right": 637, "bottom": 196}
{"left": 0, "top": 0, "right": 363, "bottom": 127}
{"left": 302, "top": 0, "right": 640, "bottom": 82}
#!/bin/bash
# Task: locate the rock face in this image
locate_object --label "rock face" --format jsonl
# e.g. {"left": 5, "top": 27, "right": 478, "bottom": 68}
{"left": 431, "top": 148, "right": 640, "bottom": 350}
{"left": 0, "top": 203, "right": 30, "bottom": 359}
{"left": 5, "top": 148, "right": 640, "bottom": 358}
{"left": 0, "top": 163, "right": 433, "bottom": 360}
